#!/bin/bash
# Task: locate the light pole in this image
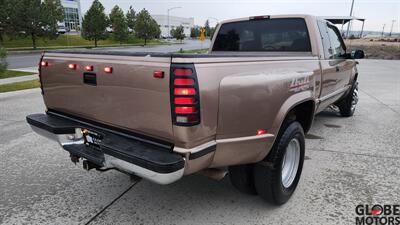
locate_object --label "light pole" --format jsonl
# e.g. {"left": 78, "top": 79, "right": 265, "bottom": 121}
{"left": 381, "top": 24, "right": 386, "bottom": 37}
{"left": 207, "top": 17, "right": 219, "bottom": 25}
{"left": 167, "top": 7, "right": 182, "bottom": 38}
{"left": 346, "top": 0, "right": 355, "bottom": 39}
{"left": 389, "top": 20, "right": 396, "bottom": 36}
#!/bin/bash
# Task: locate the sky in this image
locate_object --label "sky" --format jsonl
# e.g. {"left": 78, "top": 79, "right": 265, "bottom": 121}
{"left": 80, "top": 0, "right": 400, "bottom": 32}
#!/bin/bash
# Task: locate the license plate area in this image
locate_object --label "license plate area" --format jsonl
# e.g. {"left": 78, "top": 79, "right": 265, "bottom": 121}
{"left": 83, "top": 72, "right": 97, "bottom": 86}
{"left": 82, "top": 128, "right": 104, "bottom": 147}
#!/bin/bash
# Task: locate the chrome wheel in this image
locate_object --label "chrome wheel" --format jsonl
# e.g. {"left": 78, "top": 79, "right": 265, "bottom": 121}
{"left": 281, "top": 138, "right": 301, "bottom": 188}
{"left": 351, "top": 85, "right": 359, "bottom": 112}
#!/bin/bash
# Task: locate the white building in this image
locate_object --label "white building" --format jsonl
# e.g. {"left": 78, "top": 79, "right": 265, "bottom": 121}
{"left": 152, "top": 15, "right": 194, "bottom": 38}
{"left": 60, "top": 0, "right": 83, "bottom": 31}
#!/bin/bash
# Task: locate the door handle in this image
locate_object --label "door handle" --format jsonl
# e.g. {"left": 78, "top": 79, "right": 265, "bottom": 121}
{"left": 335, "top": 66, "right": 340, "bottom": 72}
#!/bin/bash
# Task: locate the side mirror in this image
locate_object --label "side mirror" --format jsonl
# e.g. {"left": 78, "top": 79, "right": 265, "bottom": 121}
{"left": 351, "top": 50, "right": 365, "bottom": 59}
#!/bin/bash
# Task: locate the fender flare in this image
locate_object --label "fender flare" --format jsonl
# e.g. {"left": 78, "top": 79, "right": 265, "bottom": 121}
{"left": 270, "top": 90, "right": 316, "bottom": 138}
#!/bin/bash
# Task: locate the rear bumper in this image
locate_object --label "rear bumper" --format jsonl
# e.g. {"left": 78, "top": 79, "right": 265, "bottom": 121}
{"left": 26, "top": 113, "right": 185, "bottom": 185}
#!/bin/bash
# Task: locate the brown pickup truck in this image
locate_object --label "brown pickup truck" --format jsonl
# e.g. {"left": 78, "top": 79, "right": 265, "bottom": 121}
{"left": 27, "top": 14, "right": 364, "bottom": 205}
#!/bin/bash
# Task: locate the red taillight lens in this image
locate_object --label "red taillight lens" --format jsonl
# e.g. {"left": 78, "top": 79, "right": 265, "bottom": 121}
{"left": 104, "top": 66, "right": 113, "bottom": 73}
{"left": 174, "top": 68, "right": 193, "bottom": 76}
{"left": 40, "top": 61, "right": 48, "bottom": 67}
{"left": 68, "top": 64, "right": 76, "bottom": 70}
{"left": 175, "top": 97, "right": 196, "bottom": 105}
{"left": 174, "top": 78, "right": 194, "bottom": 86}
{"left": 85, "top": 65, "right": 93, "bottom": 71}
{"left": 175, "top": 106, "right": 197, "bottom": 114}
{"left": 174, "top": 88, "right": 196, "bottom": 95}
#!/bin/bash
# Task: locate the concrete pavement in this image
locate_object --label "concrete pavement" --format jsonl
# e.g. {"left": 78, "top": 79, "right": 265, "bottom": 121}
{"left": 0, "top": 60, "right": 399, "bottom": 225}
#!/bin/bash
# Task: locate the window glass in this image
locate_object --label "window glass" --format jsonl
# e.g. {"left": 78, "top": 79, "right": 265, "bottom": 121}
{"left": 213, "top": 18, "right": 311, "bottom": 52}
{"left": 317, "top": 20, "right": 333, "bottom": 59}
{"left": 326, "top": 24, "right": 346, "bottom": 58}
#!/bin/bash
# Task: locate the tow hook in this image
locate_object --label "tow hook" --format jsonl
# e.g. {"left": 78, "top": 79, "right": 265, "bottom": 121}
{"left": 82, "top": 160, "right": 97, "bottom": 171}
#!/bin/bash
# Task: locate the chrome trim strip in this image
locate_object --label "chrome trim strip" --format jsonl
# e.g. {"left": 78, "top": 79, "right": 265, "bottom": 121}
{"left": 173, "top": 141, "right": 217, "bottom": 154}
{"left": 318, "top": 85, "right": 350, "bottom": 103}
{"left": 217, "top": 133, "right": 275, "bottom": 144}
{"left": 173, "top": 133, "right": 275, "bottom": 155}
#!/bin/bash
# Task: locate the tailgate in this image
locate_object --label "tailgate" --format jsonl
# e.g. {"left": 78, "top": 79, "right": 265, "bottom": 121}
{"left": 40, "top": 52, "right": 173, "bottom": 142}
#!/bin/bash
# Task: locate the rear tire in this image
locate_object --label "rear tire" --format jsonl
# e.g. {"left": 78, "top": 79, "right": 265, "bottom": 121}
{"left": 228, "top": 164, "right": 257, "bottom": 195}
{"left": 337, "top": 81, "right": 359, "bottom": 117}
{"left": 253, "top": 121, "right": 305, "bottom": 205}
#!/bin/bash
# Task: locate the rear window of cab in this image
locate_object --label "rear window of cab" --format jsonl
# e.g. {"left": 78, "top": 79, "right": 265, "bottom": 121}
{"left": 212, "top": 18, "right": 311, "bottom": 52}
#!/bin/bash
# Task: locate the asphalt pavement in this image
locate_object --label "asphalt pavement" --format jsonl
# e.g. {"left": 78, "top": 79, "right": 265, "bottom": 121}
{"left": 5, "top": 40, "right": 211, "bottom": 69}
{"left": 0, "top": 60, "right": 399, "bottom": 225}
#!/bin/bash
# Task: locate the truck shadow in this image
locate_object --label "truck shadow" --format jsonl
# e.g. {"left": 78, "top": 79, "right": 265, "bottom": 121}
{"left": 95, "top": 173, "right": 278, "bottom": 223}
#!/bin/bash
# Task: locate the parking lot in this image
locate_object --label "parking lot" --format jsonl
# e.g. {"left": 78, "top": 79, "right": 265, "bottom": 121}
{"left": 0, "top": 59, "right": 399, "bottom": 225}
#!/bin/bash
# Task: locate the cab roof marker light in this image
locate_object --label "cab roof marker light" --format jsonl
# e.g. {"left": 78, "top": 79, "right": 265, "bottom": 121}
{"left": 250, "top": 15, "right": 270, "bottom": 20}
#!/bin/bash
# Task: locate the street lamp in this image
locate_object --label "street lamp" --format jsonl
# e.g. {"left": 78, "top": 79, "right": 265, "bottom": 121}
{"left": 381, "top": 24, "right": 386, "bottom": 37}
{"left": 167, "top": 7, "right": 182, "bottom": 38}
{"left": 389, "top": 20, "right": 396, "bottom": 37}
{"left": 346, "top": 0, "right": 355, "bottom": 39}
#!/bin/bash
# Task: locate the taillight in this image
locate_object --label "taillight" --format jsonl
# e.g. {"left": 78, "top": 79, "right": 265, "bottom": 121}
{"left": 174, "top": 78, "right": 194, "bottom": 86}
{"left": 171, "top": 64, "right": 200, "bottom": 126}
{"left": 175, "top": 97, "right": 196, "bottom": 105}
{"left": 174, "top": 68, "right": 192, "bottom": 76}
{"left": 174, "top": 88, "right": 196, "bottom": 95}
{"left": 175, "top": 106, "right": 197, "bottom": 114}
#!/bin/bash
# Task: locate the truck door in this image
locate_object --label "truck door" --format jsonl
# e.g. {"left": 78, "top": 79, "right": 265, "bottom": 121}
{"left": 317, "top": 21, "right": 353, "bottom": 110}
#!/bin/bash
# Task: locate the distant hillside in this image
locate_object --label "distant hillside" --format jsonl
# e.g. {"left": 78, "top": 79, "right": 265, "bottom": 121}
{"left": 346, "top": 30, "right": 400, "bottom": 37}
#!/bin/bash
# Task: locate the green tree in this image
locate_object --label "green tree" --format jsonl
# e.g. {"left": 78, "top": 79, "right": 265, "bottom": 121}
{"left": 8, "top": 0, "right": 64, "bottom": 49}
{"left": 126, "top": 6, "right": 136, "bottom": 32}
{"left": 209, "top": 26, "right": 216, "bottom": 40}
{"left": 204, "top": 20, "right": 211, "bottom": 37}
{"left": 0, "top": 47, "right": 7, "bottom": 74}
{"left": 81, "top": 0, "right": 109, "bottom": 47}
{"left": 134, "top": 9, "right": 161, "bottom": 45}
{"left": 190, "top": 26, "right": 200, "bottom": 38}
{"left": 0, "top": 0, "right": 10, "bottom": 43}
{"left": 41, "top": 0, "right": 64, "bottom": 39}
{"left": 171, "top": 25, "right": 185, "bottom": 42}
{"left": 109, "top": 5, "right": 128, "bottom": 44}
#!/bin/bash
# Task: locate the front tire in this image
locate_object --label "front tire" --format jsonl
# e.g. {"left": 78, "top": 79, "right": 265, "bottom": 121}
{"left": 253, "top": 121, "right": 305, "bottom": 205}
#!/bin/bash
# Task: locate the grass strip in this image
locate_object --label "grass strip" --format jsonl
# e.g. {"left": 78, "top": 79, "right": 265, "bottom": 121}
{"left": 0, "top": 79, "right": 40, "bottom": 93}
{"left": 0, "top": 70, "right": 35, "bottom": 79}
